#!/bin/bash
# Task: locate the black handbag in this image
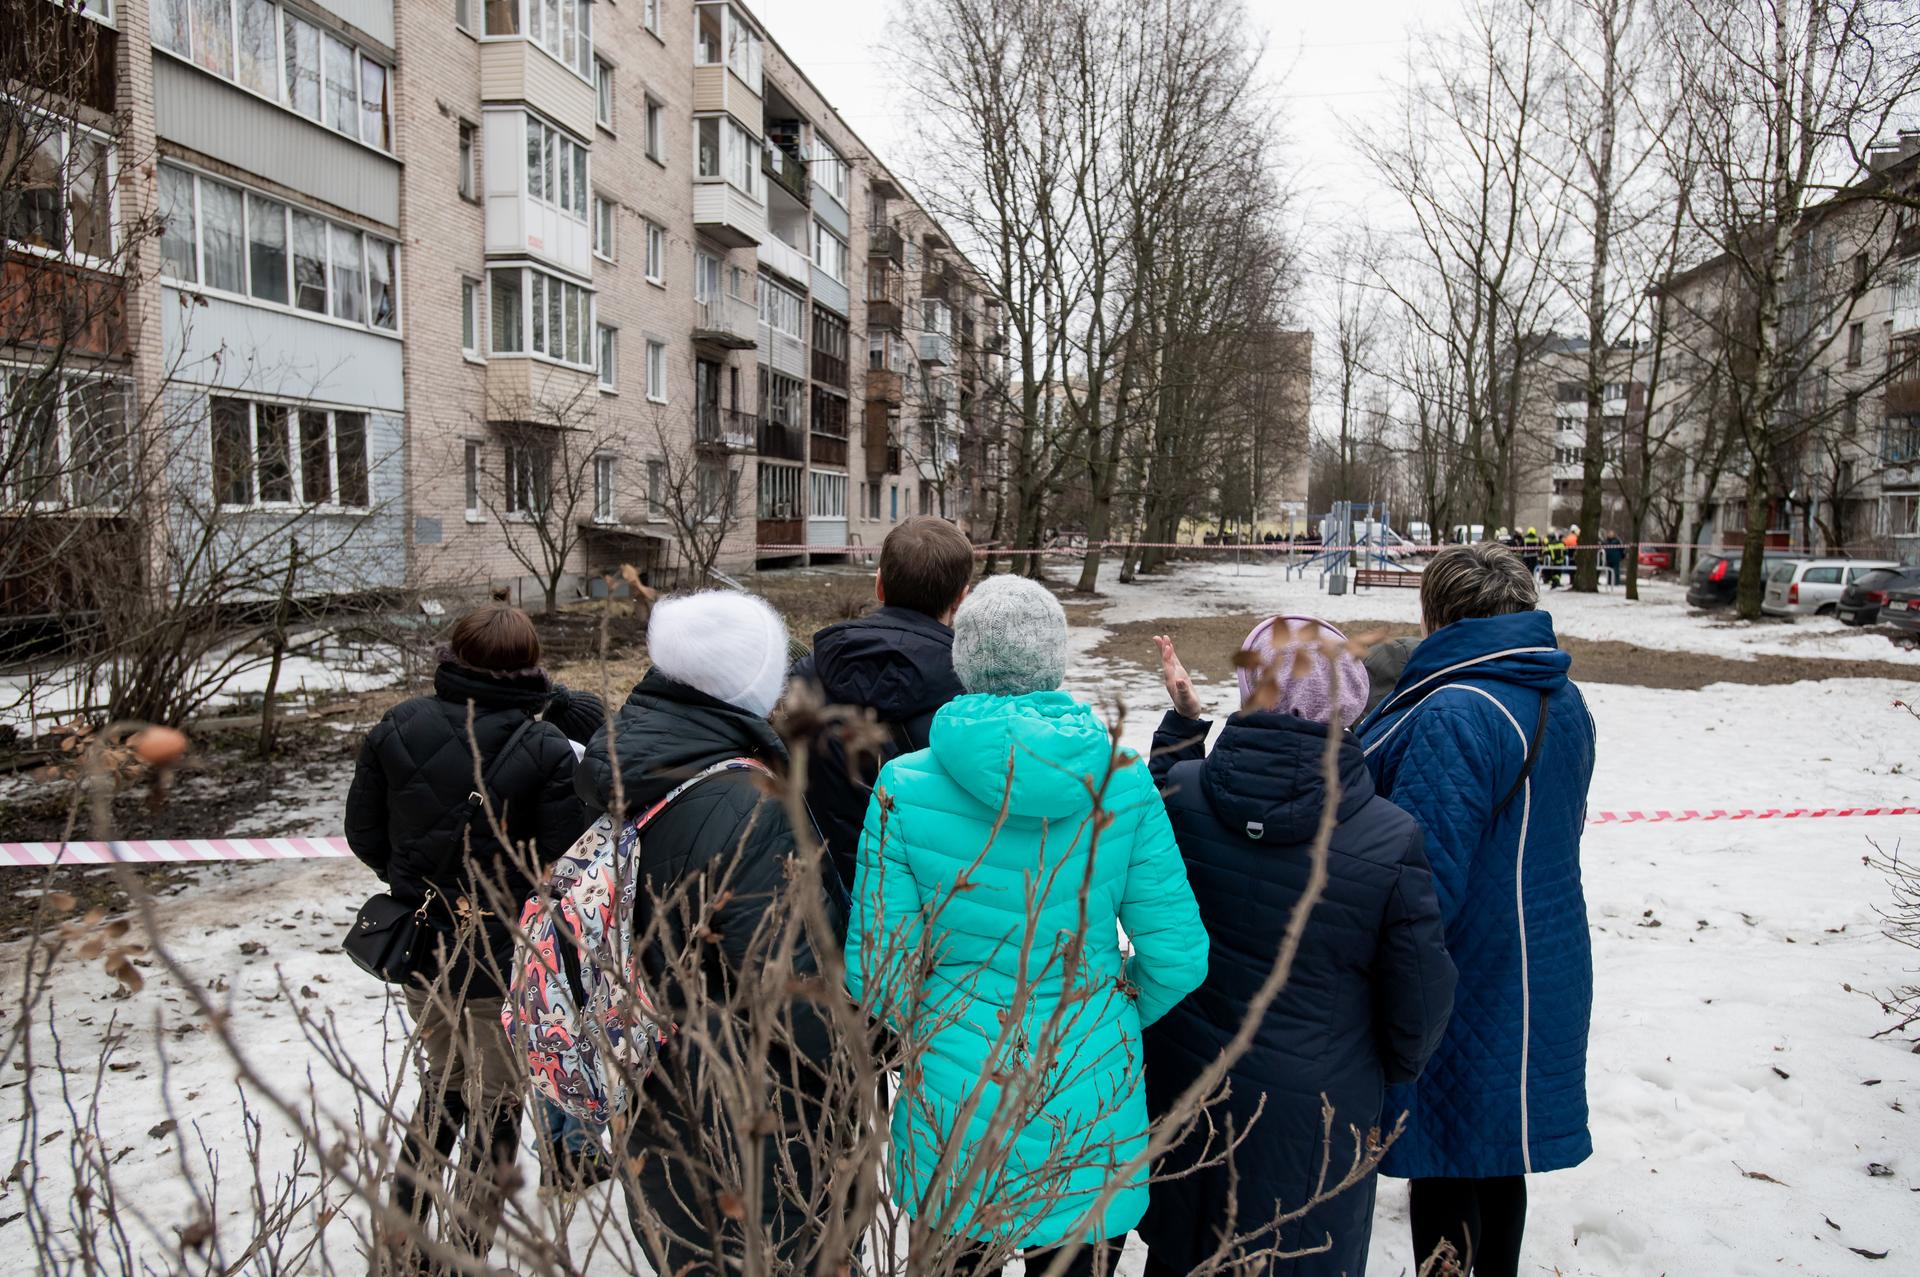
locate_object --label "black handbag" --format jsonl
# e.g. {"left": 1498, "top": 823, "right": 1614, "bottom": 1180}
{"left": 345, "top": 715, "right": 543, "bottom": 983}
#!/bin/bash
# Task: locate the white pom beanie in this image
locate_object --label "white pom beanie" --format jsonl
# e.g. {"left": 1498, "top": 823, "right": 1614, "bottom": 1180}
{"left": 646, "top": 590, "right": 790, "bottom": 718}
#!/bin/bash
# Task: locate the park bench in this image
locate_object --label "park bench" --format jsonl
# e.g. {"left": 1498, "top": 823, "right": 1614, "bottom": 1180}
{"left": 1354, "top": 568, "right": 1421, "bottom": 589}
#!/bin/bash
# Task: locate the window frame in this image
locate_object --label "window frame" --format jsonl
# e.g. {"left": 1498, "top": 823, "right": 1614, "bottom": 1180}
{"left": 645, "top": 338, "right": 668, "bottom": 403}
{"left": 463, "top": 438, "right": 483, "bottom": 519}
{"left": 461, "top": 274, "right": 484, "bottom": 359}
{"left": 482, "top": 0, "right": 594, "bottom": 81}
{"left": 808, "top": 468, "right": 848, "bottom": 520}
{"left": 643, "top": 96, "right": 666, "bottom": 164}
{"left": 208, "top": 393, "right": 373, "bottom": 511}
{"left": 593, "top": 453, "right": 616, "bottom": 523}
{"left": 0, "top": 366, "right": 132, "bottom": 511}
{"left": 592, "top": 193, "right": 617, "bottom": 260}
{"left": 485, "top": 263, "right": 595, "bottom": 369}
{"left": 0, "top": 103, "right": 119, "bottom": 269}
{"left": 644, "top": 219, "right": 666, "bottom": 284}
{"left": 157, "top": 162, "right": 401, "bottom": 336}
{"left": 525, "top": 112, "right": 590, "bottom": 222}
{"left": 458, "top": 118, "right": 479, "bottom": 202}
{"left": 597, "top": 323, "right": 617, "bottom": 390}
{"left": 594, "top": 56, "right": 615, "bottom": 129}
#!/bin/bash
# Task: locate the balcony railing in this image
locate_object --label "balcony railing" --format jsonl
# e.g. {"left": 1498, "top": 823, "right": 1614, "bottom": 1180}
{"left": 866, "top": 368, "right": 903, "bottom": 405}
{"left": 763, "top": 139, "right": 810, "bottom": 204}
{"left": 812, "top": 348, "right": 848, "bottom": 389}
{"left": 867, "top": 265, "right": 905, "bottom": 329}
{"left": 869, "top": 225, "right": 905, "bottom": 264}
{"left": 693, "top": 293, "right": 759, "bottom": 350}
{"left": 918, "top": 331, "right": 953, "bottom": 366}
{"left": 696, "top": 404, "right": 756, "bottom": 451}
{"left": 757, "top": 417, "right": 806, "bottom": 461}
{"left": 812, "top": 432, "right": 849, "bottom": 467}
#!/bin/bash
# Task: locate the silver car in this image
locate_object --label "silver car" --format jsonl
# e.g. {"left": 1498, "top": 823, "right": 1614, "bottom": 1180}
{"left": 1761, "top": 558, "right": 1902, "bottom": 617}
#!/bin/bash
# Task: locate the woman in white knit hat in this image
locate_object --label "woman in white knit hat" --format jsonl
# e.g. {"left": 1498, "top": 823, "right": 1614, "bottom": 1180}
{"left": 576, "top": 589, "right": 848, "bottom": 1273}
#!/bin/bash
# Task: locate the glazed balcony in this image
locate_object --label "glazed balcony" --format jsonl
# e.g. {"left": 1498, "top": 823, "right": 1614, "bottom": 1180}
{"left": 866, "top": 264, "right": 905, "bottom": 329}
{"left": 763, "top": 138, "right": 810, "bottom": 205}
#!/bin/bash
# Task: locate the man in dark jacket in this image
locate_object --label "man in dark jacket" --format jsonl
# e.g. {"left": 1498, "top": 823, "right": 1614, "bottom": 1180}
{"left": 579, "top": 590, "right": 853, "bottom": 1275}
{"left": 1138, "top": 621, "right": 1454, "bottom": 1277}
{"left": 1357, "top": 543, "right": 1597, "bottom": 1277}
{"left": 791, "top": 515, "right": 972, "bottom": 889}
{"left": 345, "top": 601, "right": 597, "bottom": 1269}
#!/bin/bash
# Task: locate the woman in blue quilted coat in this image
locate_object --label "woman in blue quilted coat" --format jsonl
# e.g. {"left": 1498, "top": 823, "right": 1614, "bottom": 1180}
{"left": 1137, "top": 618, "right": 1455, "bottom": 1277}
{"left": 845, "top": 575, "right": 1208, "bottom": 1276}
{"left": 1356, "top": 543, "right": 1597, "bottom": 1277}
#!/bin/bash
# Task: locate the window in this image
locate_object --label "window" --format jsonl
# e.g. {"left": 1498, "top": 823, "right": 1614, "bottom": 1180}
{"left": 1, "top": 110, "right": 115, "bottom": 262}
{"left": 464, "top": 440, "right": 481, "bottom": 517}
{"left": 643, "top": 0, "right": 661, "bottom": 36}
{"left": 490, "top": 269, "right": 522, "bottom": 352}
{"left": 456, "top": 0, "right": 474, "bottom": 32}
{"left": 322, "top": 32, "right": 357, "bottom": 136}
{"left": 237, "top": 0, "right": 278, "bottom": 96}
{"left": 647, "top": 459, "right": 665, "bottom": 518}
{"left": 757, "top": 462, "right": 801, "bottom": 518}
{"left": 645, "top": 339, "right": 667, "bottom": 401}
{"left": 191, "top": 0, "right": 234, "bottom": 76}
{"left": 697, "top": 457, "right": 733, "bottom": 520}
{"left": 644, "top": 220, "right": 665, "bottom": 282}
{"left": 869, "top": 331, "right": 907, "bottom": 371}
{"left": 595, "top": 58, "right": 614, "bottom": 128}
{"left": 921, "top": 298, "right": 952, "bottom": 336}
{"left": 592, "top": 195, "right": 616, "bottom": 259}
{"left": 812, "top": 221, "right": 848, "bottom": 282}
{"left": 762, "top": 369, "right": 803, "bottom": 429}
{"left": 283, "top": 11, "right": 321, "bottom": 119}
{"left": 359, "top": 57, "right": 391, "bottom": 150}
{"left": 812, "top": 139, "right": 848, "bottom": 205}
{"left": 158, "top": 165, "right": 399, "bottom": 331}
{"left": 812, "top": 305, "right": 849, "bottom": 386}
{"left": 809, "top": 470, "right": 847, "bottom": 520}
{"left": 462, "top": 277, "right": 482, "bottom": 355}
{"left": 498, "top": 267, "right": 593, "bottom": 365}
{"left": 759, "top": 275, "right": 802, "bottom": 337}
{"left": 695, "top": 249, "right": 722, "bottom": 302}
{"left": 1848, "top": 322, "right": 1865, "bottom": 368}
{"left": 864, "top": 481, "right": 880, "bottom": 520}
{"left": 644, "top": 98, "right": 665, "bottom": 163}
{"left": 694, "top": 114, "right": 757, "bottom": 196}
{"left": 526, "top": 114, "right": 589, "bottom": 219}
{"left": 493, "top": 0, "right": 592, "bottom": 77}
{"left": 889, "top": 482, "right": 898, "bottom": 520}
{"left": 458, "top": 120, "right": 478, "bottom": 200}
{"left": 0, "top": 370, "right": 130, "bottom": 508}
{"left": 503, "top": 439, "right": 552, "bottom": 516}
{"left": 210, "top": 396, "right": 370, "bottom": 508}
{"left": 597, "top": 324, "right": 617, "bottom": 388}
{"left": 593, "top": 454, "right": 615, "bottom": 522}
{"left": 693, "top": 4, "right": 762, "bottom": 92}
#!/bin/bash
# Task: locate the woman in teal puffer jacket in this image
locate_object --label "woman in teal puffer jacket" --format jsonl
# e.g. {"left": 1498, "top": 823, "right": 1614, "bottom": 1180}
{"left": 845, "top": 575, "right": 1209, "bottom": 1275}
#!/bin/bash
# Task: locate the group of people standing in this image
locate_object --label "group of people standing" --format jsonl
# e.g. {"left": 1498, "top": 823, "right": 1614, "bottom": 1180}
{"left": 345, "top": 518, "right": 1596, "bottom": 1276}
{"left": 1506, "top": 525, "right": 1625, "bottom": 589}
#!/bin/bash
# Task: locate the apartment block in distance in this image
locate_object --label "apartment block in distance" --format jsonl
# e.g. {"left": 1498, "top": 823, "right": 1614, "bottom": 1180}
{"left": 3, "top": 0, "right": 1002, "bottom": 630}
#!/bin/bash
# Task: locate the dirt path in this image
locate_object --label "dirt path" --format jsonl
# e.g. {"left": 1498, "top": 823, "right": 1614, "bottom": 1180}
{"left": 1094, "top": 613, "right": 1920, "bottom": 692}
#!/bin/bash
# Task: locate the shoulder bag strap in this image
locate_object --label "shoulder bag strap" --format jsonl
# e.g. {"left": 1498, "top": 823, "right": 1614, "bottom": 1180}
{"left": 429, "top": 712, "right": 547, "bottom": 892}
{"left": 630, "top": 757, "right": 775, "bottom": 834}
{"left": 1490, "top": 691, "right": 1551, "bottom": 821}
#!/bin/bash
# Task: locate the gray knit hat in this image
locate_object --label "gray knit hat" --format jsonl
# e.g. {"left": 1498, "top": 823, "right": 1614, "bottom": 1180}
{"left": 952, "top": 575, "right": 1068, "bottom": 696}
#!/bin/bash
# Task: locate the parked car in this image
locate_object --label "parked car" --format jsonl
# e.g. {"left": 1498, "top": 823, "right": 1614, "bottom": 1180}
{"left": 1761, "top": 558, "right": 1902, "bottom": 618}
{"left": 1883, "top": 586, "right": 1920, "bottom": 637}
{"left": 1638, "top": 547, "right": 1674, "bottom": 571}
{"left": 1837, "top": 566, "right": 1920, "bottom": 626}
{"left": 1685, "top": 550, "right": 1808, "bottom": 609}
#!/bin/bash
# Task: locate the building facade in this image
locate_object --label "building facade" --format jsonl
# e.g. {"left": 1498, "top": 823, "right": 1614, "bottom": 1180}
{"left": 4, "top": 0, "right": 1000, "bottom": 624}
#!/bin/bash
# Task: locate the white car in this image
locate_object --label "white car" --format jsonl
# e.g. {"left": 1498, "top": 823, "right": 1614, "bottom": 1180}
{"left": 1761, "top": 558, "right": 1902, "bottom": 617}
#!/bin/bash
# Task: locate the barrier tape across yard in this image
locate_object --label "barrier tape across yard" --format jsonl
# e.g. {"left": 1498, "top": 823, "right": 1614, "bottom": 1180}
{"left": 3, "top": 806, "right": 1916, "bottom": 867}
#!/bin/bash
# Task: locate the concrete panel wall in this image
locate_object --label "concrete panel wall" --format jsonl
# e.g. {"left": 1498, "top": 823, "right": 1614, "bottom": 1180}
{"left": 161, "top": 289, "right": 405, "bottom": 413}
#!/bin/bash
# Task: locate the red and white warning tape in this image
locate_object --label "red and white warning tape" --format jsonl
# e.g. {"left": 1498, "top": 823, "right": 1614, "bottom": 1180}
{"left": 3, "top": 806, "right": 1915, "bottom": 867}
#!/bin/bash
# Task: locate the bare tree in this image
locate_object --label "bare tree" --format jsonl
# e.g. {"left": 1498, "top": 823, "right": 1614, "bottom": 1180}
{"left": 650, "top": 421, "right": 743, "bottom": 589}
{"left": 475, "top": 380, "right": 616, "bottom": 615}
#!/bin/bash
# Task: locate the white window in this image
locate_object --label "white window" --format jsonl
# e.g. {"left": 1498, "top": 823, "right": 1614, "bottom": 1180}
{"left": 645, "top": 339, "right": 667, "bottom": 402}
{"left": 597, "top": 323, "right": 617, "bottom": 388}
{"left": 486, "top": 265, "right": 593, "bottom": 367}
{"left": 464, "top": 440, "right": 481, "bottom": 517}
{"left": 595, "top": 58, "right": 615, "bottom": 129}
{"left": 0, "top": 370, "right": 130, "bottom": 509}
{"left": 695, "top": 249, "right": 722, "bottom": 302}
{"left": 644, "top": 98, "right": 665, "bottom": 163}
{"left": 757, "top": 462, "right": 801, "bottom": 518}
{"left": 455, "top": 0, "right": 474, "bottom": 32}
{"left": 812, "top": 221, "right": 848, "bottom": 283}
{"left": 643, "top": 0, "right": 661, "bottom": 36}
{"left": 488, "top": 0, "right": 594, "bottom": 79}
{"left": 645, "top": 221, "right": 666, "bottom": 283}
{"left": 808, "top": 470, "right": 847, "bottom": 520}
{"left": 692, "top": 4, "right": 762, "bottom": 92}
{"left": 503, "top": 440, "right": 551, "bottom": 516}
{"left": 922, "top": 298, "right": 953, "bottom": 336}
{"left": 759, "top": 275, "right": 802, "bottom": 337}
{"left": 592, "top": 194, "right": 616, "bottom": 259}
{"left": 156, "top": 164, "right": 399, "bottom": 332}
{"left": 210, "top": 396, "right": 370, "bottom": 508}
{"left": 694, "top": 114, "right": 758, "bottom": 197}
{"left": 593, "top": 454, "right": 615, "bottom": 521}
{"left": 812, "top": 139, "right": 848, "bottom": 206}
{"left": 2, "top": 109, "right": 116, "bottom": 264}
{"left": 458, "top": 120, "right": 478, "bottom": 200}
{"left": 526, "top": 114, "right": 589, "bottom": 220}
{"left": 283, "top": 11, "right": 321, "bottom": 119}
{"left": 647, "top": 459, "right": 665, "bottom": 518}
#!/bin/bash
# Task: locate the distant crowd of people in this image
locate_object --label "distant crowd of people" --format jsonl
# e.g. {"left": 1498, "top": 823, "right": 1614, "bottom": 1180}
{"left": 1498, "top": 525, "right": 1626, "bottom": 589}
{"left": 345, "top": 518, "right": 1597, "bottom": 1277}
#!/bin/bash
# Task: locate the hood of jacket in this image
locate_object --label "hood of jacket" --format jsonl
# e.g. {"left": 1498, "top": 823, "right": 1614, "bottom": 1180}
{"left": 1200, "top": 711, "right": 1376, "bottom": 844}
{"left": 1365, "top": 610, "right": 1571, "bottom": 728}
{"left": 807, "top": 607, "right": 964, "bottom": 722}
{"left": 584, "top": 668, "right": 788, "bottom": 815}
{"left": 432, "top": 661, "right": 553, "bottom": 715}
{"left": 927, "top": 690, "right": 1114, "bottom": 821}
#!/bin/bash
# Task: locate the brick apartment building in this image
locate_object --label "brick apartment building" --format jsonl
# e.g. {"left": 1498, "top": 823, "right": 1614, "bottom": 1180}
{"left": 5, "top": 0, "right": 1000, "bottom": 620}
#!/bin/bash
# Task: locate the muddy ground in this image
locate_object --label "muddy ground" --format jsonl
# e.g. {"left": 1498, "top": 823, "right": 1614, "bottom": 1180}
{"left": 1094, "top": 613, "right": 1920, "bottom": 693}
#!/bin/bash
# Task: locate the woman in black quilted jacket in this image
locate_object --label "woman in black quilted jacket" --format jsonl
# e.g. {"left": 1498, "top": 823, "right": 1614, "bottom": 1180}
{"left": 344, "top": 598, "right": 601, "bottom": 1270}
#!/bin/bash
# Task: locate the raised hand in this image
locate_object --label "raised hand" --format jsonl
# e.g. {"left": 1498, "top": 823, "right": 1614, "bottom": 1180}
{"left": 1154, "top": 634, "right": 1204, "bottom": 719}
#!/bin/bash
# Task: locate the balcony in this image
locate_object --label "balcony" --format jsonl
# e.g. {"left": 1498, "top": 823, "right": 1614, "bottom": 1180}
{"left": 863, "top": 402, "right": 897, "bottom": 475}
{"left": 695, "top": 403, "right": 756, "bottom": 451}
{"left": 757, "top": 417, "right": 806, "bottom": 461}
{"left": 866, "top": 368, "right": 903, "bottom": 405}
{"left": 480, "top": 39, "right": 597, "bottom": 139}
{"left": 693, "top": 182, "right": 766, "bottom": 248}
{"left": 758, "top": 234, "right": 812, "bottom": 287}
{"left": 763, "top": 139, "right": 810, "bottom": 205}
{"left": 1889, "top": 335, "right": 1920, "bottom": 413}
{"left": 869, "top": 224, "right": 905, "bottom": 264}
{"left": 694, "top": 293, "right": 759, "bottom": 350}
{"left": 918, "top": 332, "right": 953, "bottom": 366}
{"left": 813, "top": 348, "right": 848, "bottom": 389}
{"left": 812, "top": 432, "right": 848, "bottom": 467}
{"left": 920, "top": 263, "right": 957, "bottom": 301}
{"left": 867, "top": 265, "right": 906, "bottom": 329}
{"left": 757, "top": 516, "right": 804, "bottom": 549}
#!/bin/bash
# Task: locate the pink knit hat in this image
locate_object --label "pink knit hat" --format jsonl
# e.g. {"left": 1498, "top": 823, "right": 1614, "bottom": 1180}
{"left": 1235, "top": 615, "right": 1370, "bottom": 726}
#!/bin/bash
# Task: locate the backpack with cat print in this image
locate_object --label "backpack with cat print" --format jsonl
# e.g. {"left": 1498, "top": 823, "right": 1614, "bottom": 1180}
{"left": 502, "top": 757, "right": 771, "bottom": 1125}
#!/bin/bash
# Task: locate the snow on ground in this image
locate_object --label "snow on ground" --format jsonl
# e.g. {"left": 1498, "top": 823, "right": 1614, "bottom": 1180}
{"left": 3, "top": 559, "right": 1917, "bottom": 1274}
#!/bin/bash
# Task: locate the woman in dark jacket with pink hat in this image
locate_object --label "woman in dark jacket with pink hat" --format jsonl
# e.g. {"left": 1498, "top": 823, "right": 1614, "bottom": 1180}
{"left": 1137, "top": 616, "right": 1456, "bottom": 1277}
